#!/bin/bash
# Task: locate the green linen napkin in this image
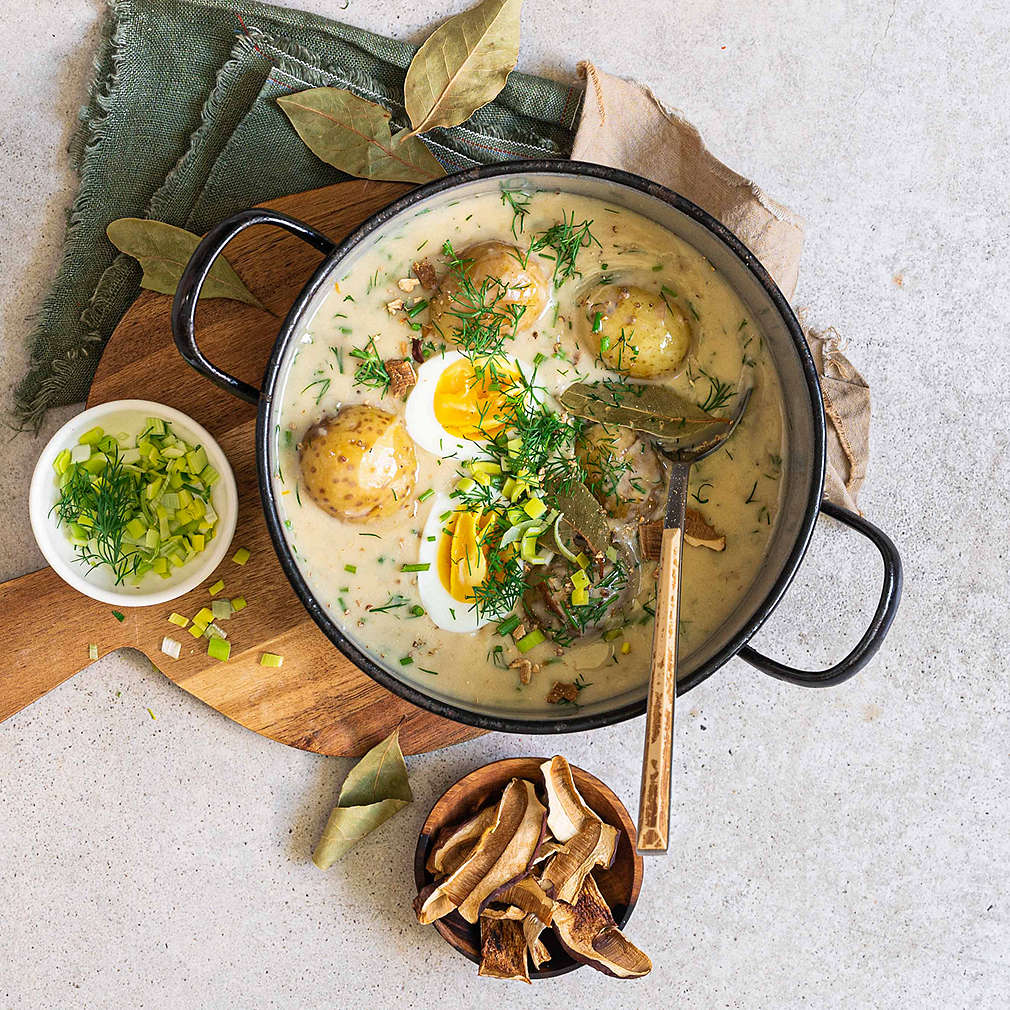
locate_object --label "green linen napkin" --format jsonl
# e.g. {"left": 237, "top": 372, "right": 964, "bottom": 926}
{"left": 15, "top": 0, "right": 582, "bottom": 429}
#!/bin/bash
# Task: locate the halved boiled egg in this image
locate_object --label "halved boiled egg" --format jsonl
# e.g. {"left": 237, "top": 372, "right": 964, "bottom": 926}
{"left": 416, "top": 492, "right": 496, "bottom": 632}
{"left": 404, "top": 351, "right": 534, "bottom": 460}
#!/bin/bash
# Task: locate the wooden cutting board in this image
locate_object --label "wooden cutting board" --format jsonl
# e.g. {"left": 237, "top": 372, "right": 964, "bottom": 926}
{"left": 1, "top": 180, "right": 487, "bottom": 757}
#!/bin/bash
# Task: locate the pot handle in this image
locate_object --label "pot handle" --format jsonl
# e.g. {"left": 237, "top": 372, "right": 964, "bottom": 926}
{"left": 738, "top": 501, "right": 902, "bottom": 687}
{"left": 171, "top": 208, "right": 337, "bottom": 404}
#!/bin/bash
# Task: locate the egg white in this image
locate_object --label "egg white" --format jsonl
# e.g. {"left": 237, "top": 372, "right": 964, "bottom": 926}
{"left": 415, "top": 492, "right": 493, "bottom": 633}
{"left": 404, "top": 350, "right": 538, "bottom": 461}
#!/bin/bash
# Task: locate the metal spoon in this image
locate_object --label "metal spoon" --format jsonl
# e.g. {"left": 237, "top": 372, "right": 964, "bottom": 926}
{"left": 637, "top": 384, "right": 753, "bottom": 853}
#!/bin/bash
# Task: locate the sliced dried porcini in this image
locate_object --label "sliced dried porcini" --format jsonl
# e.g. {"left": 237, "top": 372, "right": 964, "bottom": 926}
{"left": 551, "top": 875, "right": 651, "bottom": 979}
{"left": 412, "top": 258, "right": 437, "bottom": 289}
{"left": 479, "top": 912, "right": 530, "bottom": 983}
{"left": 540, "top": 755, "right": 599, "bottom": 842}
{"left": 638, "top": 519, "right": 662, "bottom": 562}
{"left": 539, "top": 817, "right": 619, "bottom": 905}
{"left": 416, "top": 778, "right": 546, "bottom": 925}
{"left": 685, "top": 507, "right": 726, "bottom": 551}
{"left": 425, "top": 803, "right": 497, "bottom": 877}
{"left": 385, "top": 357, "right": 418, "bottom": 397}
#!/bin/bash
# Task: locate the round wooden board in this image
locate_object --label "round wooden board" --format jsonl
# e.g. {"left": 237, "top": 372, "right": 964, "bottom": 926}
{"left": 0, "top": 180, "right": 487, "bottom": 757}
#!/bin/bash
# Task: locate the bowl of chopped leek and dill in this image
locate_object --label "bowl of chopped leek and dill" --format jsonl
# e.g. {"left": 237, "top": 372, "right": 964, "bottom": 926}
{"left": 29, "top": 400, "right": 238, "bottom": 606}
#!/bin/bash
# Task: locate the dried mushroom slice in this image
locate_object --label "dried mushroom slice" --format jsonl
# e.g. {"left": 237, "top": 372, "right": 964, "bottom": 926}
{"left": 425, "top": 803, "right": 497, "bottom": 877}
{"left": 684, "top": 507, "right": 726, "bottom": 551}
{"left": 479, "top": 913, "right": 530, "bottom": 983}
{"left": 540, "top": 755, "right": 599, "bottom": 842}
{"left": 551, "top": 875, "right": 652, "bottom": 979}
{"left": 416, "top": 778, "right": 546, "bottom": 925}
{"left": 486, "top": 877, "right": 556, "bottom": 972}
{"left": 539, "top": 817, "right": 619, "bottom": 905}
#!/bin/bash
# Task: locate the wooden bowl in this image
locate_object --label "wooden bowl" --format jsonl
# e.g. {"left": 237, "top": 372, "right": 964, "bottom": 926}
{"left": 413, "top": 757, "right": 644, "bottom": 979}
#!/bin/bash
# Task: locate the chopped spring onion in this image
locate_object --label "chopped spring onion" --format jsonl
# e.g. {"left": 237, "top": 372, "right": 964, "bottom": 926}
{"left": 207, "top": 637, "right": 231, "bottom": 662}
{"left": 410, "top": 605, "right": 425, "bottom": 617}
{"left": 208, "top": 579, "right": 224, "bottom": 596}
{"left": 344, "top": 564, "right": 357, "bottom": 574}
{"left": 211, "top": 599, "right": 233, "bottom": 621}
{"left": 112, "top": 610, "right": 125, "bottom": 622}
{"left": 160, "top": 636, "right": 182, "bottom": 660}
{"left": 399, "top": 655, "right": 413, "bottom": 666}
{"left": 401, "top": 562, "right": 430, "bottom": 573}
{"left": 260, "top": 652, "right": 284, "bottom": 668}
{"left": 497, "top": 615, "right": 521, "bottom": 637}
{"left": 232, "top": 547, "right": 250, "bottom": 565}
{"left": 417, "top": 489, "right": 435, "bottom": 503}
{"left": 602, "top": 627, "right": 623, "bottom": 642}
{"left": 88, "top": 643, "right": 99, "bottom": 661}
{"left": 592, "top": 311, "right": 603, "bottom": 333}
{"left": 168, "top": 612, "right": 189, "bottom": 628}
{"left": 516, "top": 629, "right": 545, "bottom": 654}
{"left": 230, "top": 597, "right": 247, "bottom": 612}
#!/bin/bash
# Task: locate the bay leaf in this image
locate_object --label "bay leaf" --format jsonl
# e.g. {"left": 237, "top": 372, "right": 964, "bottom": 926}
{"left": 560, "top": 381, "right": 730, "bottom": 446}
{"left": 403, "top": 0, "right": 522, "bottom": 135}
{"left": 106, "top": 218, "right": 265, "bottom": 309}
{"left": 548, "top": 476, "right": 612, "bottom": 559}
{"left": 312, "top": 725, "right": 413, "bottom": 868}
{"left": 277, "top": 88, "right": 444, "bottom": 184}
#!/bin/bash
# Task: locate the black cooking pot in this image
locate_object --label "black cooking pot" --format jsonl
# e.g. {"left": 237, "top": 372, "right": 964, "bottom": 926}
{"left": 172, "top": 161, "right": 901, "bottom": 734}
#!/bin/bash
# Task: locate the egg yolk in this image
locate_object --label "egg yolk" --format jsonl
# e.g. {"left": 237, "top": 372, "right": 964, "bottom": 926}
{"left": 433, "top": 359, "right": 520, "bottom": 442}
{"left": 437, "top": 508, "right": 493, "bottom": 603}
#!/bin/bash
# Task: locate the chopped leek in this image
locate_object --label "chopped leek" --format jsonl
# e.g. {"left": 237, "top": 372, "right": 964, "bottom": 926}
{"left": 207, "top": 637, "right": 231, "bottom": 661}
{"left": 168, "top": 612, "right": 189, "bottom": 628}
{"left": 88, "top": 643, "right": 99, "bottom": 660}
{"left": 193, "top": 607, "right": 213, "bottom": 626}
{"left": 260, "top": 653, "right": 284, "bottom": 667}
{"left": 211, "top": 599, "right": 233, "bottom": 620}
{"left": 230, "top": 597, "right": 247, "bottom": 612}
{"left": 160, "top": 636, "right": 182, "bottom": 660}
{"left": 516, "top": 629, "right": 545, "bottom": 653}
{"left": 232, "top": 547, "right": 250, "bottom": 566}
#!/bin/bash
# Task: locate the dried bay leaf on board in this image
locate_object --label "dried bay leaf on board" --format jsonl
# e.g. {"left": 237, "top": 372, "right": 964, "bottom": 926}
{"left": 560, "top": 381, "right": 730, "bottom": 445}
{"left": 312, "top": 726, "right": 414, "bottom": 868}
{"left": 106, "top": 218, "right": 265, "bottom": 309}
{"left": 404, "top": 0, "right": 523, "bottom": 136}
{"left": 277, "top": 87, "right": 444, "bottom": 184}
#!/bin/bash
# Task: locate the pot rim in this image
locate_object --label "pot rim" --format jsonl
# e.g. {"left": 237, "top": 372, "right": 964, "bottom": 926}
{"left": 255, "top": 159, "right": 827, "bottom": 734}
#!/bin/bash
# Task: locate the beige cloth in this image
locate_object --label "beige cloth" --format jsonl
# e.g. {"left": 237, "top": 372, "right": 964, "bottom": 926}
{"left": 572, "top": 62, "right": 869, "bottom": 511}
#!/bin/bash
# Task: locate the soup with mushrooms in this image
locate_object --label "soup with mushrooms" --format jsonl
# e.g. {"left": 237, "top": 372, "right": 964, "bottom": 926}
{"left": 273, "top": 186, "right": 785, "bottom": 715}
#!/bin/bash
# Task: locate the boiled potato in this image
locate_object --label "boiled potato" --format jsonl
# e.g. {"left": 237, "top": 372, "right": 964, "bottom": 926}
{"left": 585, "top": 285, "right": 691, "bottom": 378}
{"left": 429, "top": 241, "right": 550, "bottom": 343}
{"left": 300, "top": 405, "right": 416, "bottom": 522}
{"left": 576, "top": 423, "right": 665, "bottom": 520}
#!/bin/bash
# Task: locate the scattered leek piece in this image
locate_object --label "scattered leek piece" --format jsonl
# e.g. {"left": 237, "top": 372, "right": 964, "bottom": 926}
{"left": 88, "top": 643, "right": 99, "bottom": 661}
{"left": 232, "top": 547, "right": 250, "bottom": 565}
{"left": 571, "top": 569, "right": 590, "bottom": 590}
{"left": 211, "top": 599, "right": 233, "bottom": 621}
{"left": 524, "top": 497, "right": 547, "bottom": 520}
{"left": 205, "top": 623, "right": 228, "bottom": 640}
{"left": 621, "top": 641, "right": 631, "bottom": 655}
{"left": 188, "top": 623, "right": 207, "bottom": 639}
{"left": 168, "top": 612, "right": 189, "bottom": 628}
{"left": 193, "top": 607, "right": 213, "bottom": 626}
{"left": 208, "top": 579, "right": 225, "bottom": 596}
{"left": 160, "top": 636, "right": 182, "bottom": 660}
{"left": 516, "top": 628, "right": 545, "bottom": 653}
{"left": 230, "top": 596, "right": 247, "bottom": 612}
{"left": 260, "top": 652, "right": 284, "bottom": 668}
{"left": 207, "top": 637, "right": 231, "bottom": 661}
{"left": 571, "top": 586, "right": 589, "bottom": 606}
{"left": 399, "top": 655, "right": 413, "bottom": 666}
{"left": 111, "top": 610, "right": 125, "bottom": 623}
{"left": 344, "top": 564, "right": 357, "bottom": 574}
{"left": 401, "top": 562, "right": 430, "bottom": 573}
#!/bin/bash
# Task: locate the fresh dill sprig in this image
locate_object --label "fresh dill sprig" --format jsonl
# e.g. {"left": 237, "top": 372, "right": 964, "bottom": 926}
{"left": 350, "top": 336, "right": 391, "bottom": 395}
{"left": 500, "top": 186, "right": 531, "bottom": 238}
{"left": 531, "top": 212, "right": 601, "bottom": 288}
{"left": 699, "top": 370, "right": 736, "bottom": 413}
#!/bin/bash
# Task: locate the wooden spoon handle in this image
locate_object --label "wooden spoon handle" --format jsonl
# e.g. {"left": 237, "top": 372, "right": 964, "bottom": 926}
{"left": 637, "top": 465, "right": 689, "bottom": 852}
{"left": 0, "top": 567, "right": 124, "bottom": 724}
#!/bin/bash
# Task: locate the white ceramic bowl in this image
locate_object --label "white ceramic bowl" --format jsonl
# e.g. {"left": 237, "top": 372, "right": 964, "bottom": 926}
{"left": 29, "top": 399, "right": 238, "bottom": 607}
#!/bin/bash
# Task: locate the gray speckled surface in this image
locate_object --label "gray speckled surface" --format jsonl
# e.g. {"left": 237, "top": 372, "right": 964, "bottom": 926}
{"left": 1, "top": 1, "right": 1008, "bottom": 1007}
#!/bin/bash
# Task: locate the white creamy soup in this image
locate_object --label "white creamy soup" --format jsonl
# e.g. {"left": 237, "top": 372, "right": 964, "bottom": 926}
{"left": 273, "top": 187, "right": 785, "bottom": 715}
